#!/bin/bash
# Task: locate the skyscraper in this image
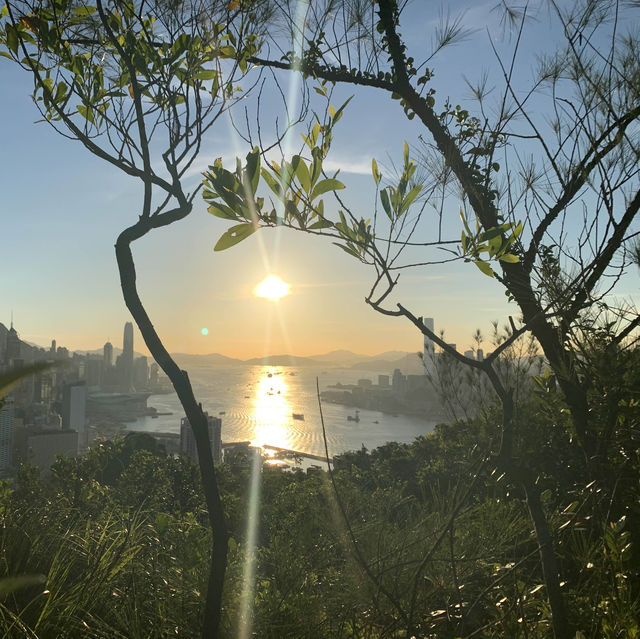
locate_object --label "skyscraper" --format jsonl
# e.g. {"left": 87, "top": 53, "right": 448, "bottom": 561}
{"left": 103, "top": 341, "right": 113, "bottom": 368}
{"left": 119, "top": 322, "right": 134, "bottom": 392}
{"left": 62, "top": 381, "right": 87, "bottom": 453}
{"left": 5, "top": 322, "right": 21, "bottom": 363}
{"left": 422, "top": 317, "right": 436, "bottom": 377}
{"left": 123, "top": 322, "right": 133, "bottom": 359}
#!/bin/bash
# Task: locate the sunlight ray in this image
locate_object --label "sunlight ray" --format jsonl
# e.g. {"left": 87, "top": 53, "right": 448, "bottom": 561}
{"left": 237, "top": 4, "right": 309, "bottom": 637}
{"left": 237, "top": 451, "right": 261, "bottom": 639}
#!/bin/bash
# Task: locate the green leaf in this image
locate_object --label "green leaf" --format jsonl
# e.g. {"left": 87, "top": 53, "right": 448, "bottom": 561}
{"left": 331, "top": 96, "right": 353, "bottom": 124}
{"left": 193, "top": 69, "right": 218, "bottom": 81}
{"left": 333, "top": 242, "right": 361, "bottom": 259}
{"left": 293, "top": 155, "right": 311, "bottom": 194}
{"left": 243, "top": 147, "right": 260, "bottom": 196}
{"left": 512, "top": 221, "right": 523, "bottom": 238}
{"left": 399, "top": 184, "right": 422, "bottom": 214}
{"left": 77, "top": 104, "right": 95, "bottom": 124}
{"left": 372, "top": 158, "right": 381, "bottom": 185}
{"left": 474, "top": 260, "right": 494, "bottom": 277}
{"left": 73, "top": 5, "right": 97, "bottom": 15}
{"left": 479, "top": 228, "right": 503, "bottom": 241}
{"left": 380, "top": 189, "right": 393, "bottom": 221}
{"left": 260, "top": 168, "right": 281, "bottom": 197}
{"left": 311, "top": 178, "right": 344, "bottom": 200}
{"left": 498, "top": 253, "right": 520, "bottom": 263}
{"left": 308, "top": 218, "right": 333, "bottom": 230}
{"left": 207, "top": 203, "right": 238, "bottom": 220}
{"left": 460, "top": 208, "right": 472, "bottom": 236}
{"left": 214, "top": 223, "right": 256, "bottom": 251}
{"left": 6, "top": 24, "right": 18, "bottom": 55}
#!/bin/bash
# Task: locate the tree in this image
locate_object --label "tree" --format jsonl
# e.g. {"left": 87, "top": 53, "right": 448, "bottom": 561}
{"left": 0, "top": 1, "right": 268, "bottom": 635}
{"left": 202, "top": 1, "right": 640, "bottom": 636}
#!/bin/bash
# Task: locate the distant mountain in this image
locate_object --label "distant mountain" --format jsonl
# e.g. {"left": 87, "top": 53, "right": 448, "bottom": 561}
{"left": 373, "top": 350, "right": 419, "bottom": 361}
{"left": 349, "top": 358, "right": 399, "bottom": 372}
{"left": 308, "top": 349, "right": 369, "bottom": 365}
{"left": 55, "top": 346, "right": 424, "bottom": 373}
{"left": 173, "top": 352, "right": 243, "bottom": 367}
{"left": 80, "top": 347, "right": 146, "bottom": 359}
{"left": 242, "top": 354, "right": 323, "bottom": 367}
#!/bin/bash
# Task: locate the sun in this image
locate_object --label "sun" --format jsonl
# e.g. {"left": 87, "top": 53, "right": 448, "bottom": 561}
{"left": 254, "top": 275, "right": 291, "bottom": 300}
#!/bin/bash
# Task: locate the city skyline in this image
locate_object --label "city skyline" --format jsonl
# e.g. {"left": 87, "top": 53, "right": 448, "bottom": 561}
{"left": 2, "top": 3, "right": 637, "bottom": 361}
{"left": 0, "top": 2, "right": 532, "bottom": 360}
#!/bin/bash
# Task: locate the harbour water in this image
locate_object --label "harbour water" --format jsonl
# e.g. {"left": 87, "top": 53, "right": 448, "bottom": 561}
{"left": 125, "top": 365, "right": 437, "bottom": 458}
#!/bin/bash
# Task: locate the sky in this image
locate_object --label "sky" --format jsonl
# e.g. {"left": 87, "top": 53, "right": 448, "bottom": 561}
{"left": 1, "top": 1, "right": 637, "bottom": 360}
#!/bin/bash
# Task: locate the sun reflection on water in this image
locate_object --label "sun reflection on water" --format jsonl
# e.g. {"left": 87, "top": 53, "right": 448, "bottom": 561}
{"left": 251, "top": 368, "right": 295, "bottom": 451}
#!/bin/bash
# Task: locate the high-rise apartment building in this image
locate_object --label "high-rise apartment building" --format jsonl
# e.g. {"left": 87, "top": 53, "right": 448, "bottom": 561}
{"left": 103, "top": 341, "right": 113, "bottom": 368}
{"left": 119, "top": 322, "right": 134, "bottom": 391}
{"left": 62, "top": 381, "right": 87, "bottom": 452}
{"left": 133, "top": 356, "right": 149, "bottom": 390}
{"left": 180, "top": 412, "right": 222, "bottom": 465}
{"left": 422, "top": 317, "right": 436, "bottom": 377}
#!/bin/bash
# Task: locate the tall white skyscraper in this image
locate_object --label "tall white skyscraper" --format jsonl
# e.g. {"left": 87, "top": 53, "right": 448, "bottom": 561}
{"left": 423, "top": 317, "right": 436, "bottom": 377}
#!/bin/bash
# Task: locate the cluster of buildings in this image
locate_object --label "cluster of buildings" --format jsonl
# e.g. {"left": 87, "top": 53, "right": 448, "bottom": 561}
{"left": 323, "top": 317, "right": 488, "bottom": 419}
{"left": 0, "top": 319, "right": 166, "bottom": 478}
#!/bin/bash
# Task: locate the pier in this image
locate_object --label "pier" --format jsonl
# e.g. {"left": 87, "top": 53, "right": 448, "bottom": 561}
{"left": 222, "top": 441, "right": 329, "bottom": 464}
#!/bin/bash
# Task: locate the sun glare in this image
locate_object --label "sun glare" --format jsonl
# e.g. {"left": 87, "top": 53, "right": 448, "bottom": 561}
{"left": 254, "top": 275, "right": 291, "bottom": 300}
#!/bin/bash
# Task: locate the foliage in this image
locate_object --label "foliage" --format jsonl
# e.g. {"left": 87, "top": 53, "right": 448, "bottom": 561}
{"left": 1, "top": 369, "right": 639, "bottom": 638}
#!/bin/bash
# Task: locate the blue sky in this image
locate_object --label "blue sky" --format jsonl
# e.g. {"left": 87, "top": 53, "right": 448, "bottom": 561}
{"left": 1, "top": 1, "right": 637, "bottom": 358}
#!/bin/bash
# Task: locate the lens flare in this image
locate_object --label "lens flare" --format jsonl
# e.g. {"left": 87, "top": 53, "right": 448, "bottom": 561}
{"left": 254, "top": 275, "right": 290, "bottom": 300}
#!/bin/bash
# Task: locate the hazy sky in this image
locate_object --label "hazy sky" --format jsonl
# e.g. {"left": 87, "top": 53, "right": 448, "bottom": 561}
{"left": 1, "top": 2, "right": 637, "bottom": 359}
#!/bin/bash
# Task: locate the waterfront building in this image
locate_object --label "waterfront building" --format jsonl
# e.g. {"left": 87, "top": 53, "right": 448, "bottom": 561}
{"left": 133, "top": 356, "right": 149, "bottom": 390}
{"left": 85, "top": 356, "right": 103, "bottom": 389}
{"left": 392, "top": 368, "right": 406, "bottom": 394}
{"left": 464, "top": 349, "right": 475, "bottom": 360}
{"left": 378, "top": 374, "right": 389, "bottom": 387}
{"left": 180, "top": 412, "right": 222, "bottom": 465}
{"left": 423, "top": 317, "right": 436, "bottom": 377}
{"left": 62, "top": 381, "right": 87, "bottom": 452}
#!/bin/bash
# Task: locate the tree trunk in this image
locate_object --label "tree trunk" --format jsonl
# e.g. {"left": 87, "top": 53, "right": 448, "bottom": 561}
{"left": 524, "top": 479, "right": 572, "bottom": 639}
{"left": 115, "top": 228, "right": 228, "bottom": 638}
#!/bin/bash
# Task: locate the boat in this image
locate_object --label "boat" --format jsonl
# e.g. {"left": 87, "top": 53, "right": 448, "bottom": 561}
{"left": 347, "top": 410, "right": 360, "bottom": 423}
{"left": 292, "top": 413, "right": 305, "bottom": 421}
{"left": 219, "top": 410, "right": 226, "bottom": 415}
